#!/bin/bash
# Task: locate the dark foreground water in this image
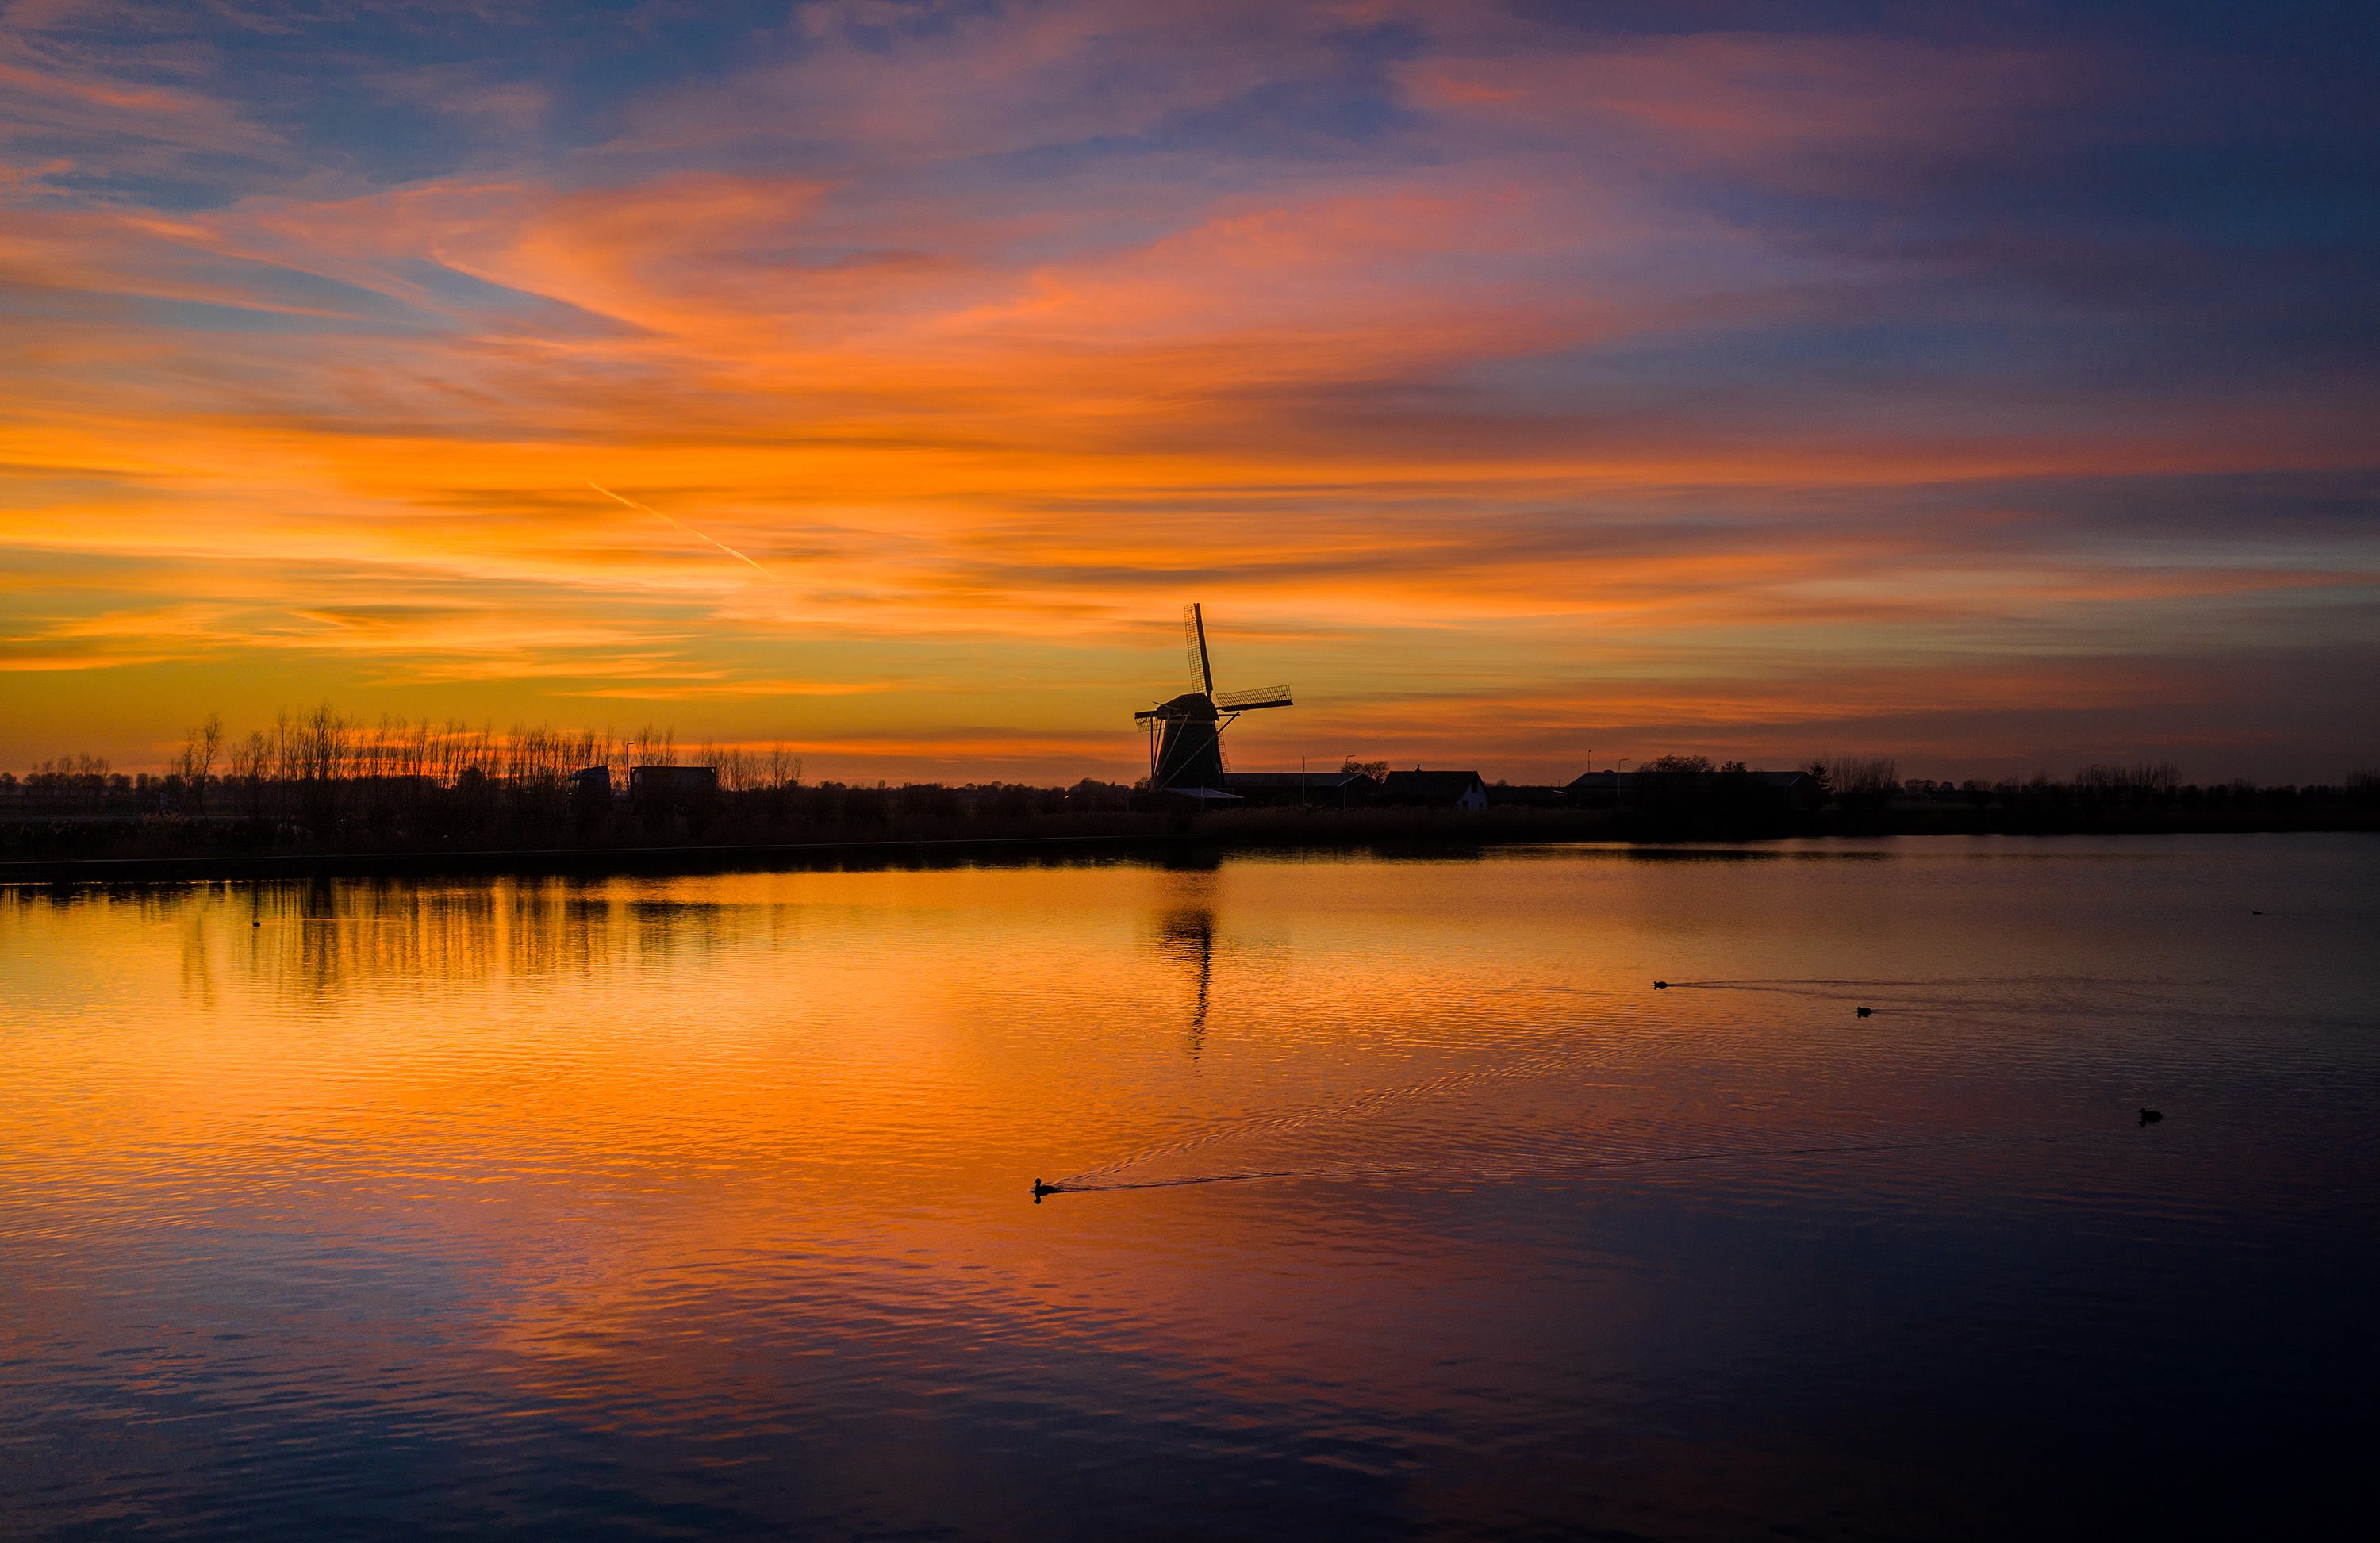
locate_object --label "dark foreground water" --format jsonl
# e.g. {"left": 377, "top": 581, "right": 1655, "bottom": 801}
{"left": 4, "top": 837, "right": 2376, "bottom": 1540}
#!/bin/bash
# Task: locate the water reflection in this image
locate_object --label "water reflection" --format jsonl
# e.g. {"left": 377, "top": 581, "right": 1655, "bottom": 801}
{"left": 3, "top": 840, "right": 2377, "bottom": 1538}
{"left": 1155, "top": 907, "right": 1216, "bottom": 1057}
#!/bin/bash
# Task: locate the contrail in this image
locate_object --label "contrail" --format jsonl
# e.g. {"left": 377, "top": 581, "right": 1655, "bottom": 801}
{"left": 585, "top": 480, "right": 772, "bottom": 578}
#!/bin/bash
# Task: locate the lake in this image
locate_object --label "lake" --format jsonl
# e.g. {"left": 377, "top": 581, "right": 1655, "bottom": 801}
{"left": 4, "top": 838, "right": 2375, "bottom": 1539}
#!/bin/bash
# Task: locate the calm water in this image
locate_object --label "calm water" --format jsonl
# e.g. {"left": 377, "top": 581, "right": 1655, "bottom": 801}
{"left": 4, "top": 838, "right": 2376, "bottom": 1540}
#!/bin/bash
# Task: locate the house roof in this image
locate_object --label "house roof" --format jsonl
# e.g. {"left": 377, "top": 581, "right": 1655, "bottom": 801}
{"left": 1379, "top": 770, "right": 1487, "bottom": 800}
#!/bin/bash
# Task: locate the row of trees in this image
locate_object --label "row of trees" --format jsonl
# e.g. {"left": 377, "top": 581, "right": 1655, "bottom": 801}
{"left": 157, "top": 708, "right": 805, "bottom": 809}
{"left": 1633, "top": 754, "right": 2359, "bottom": 811}
{"left": 1562, "top": 753, "right": 2378, "bottom": 838}
{"left": 1, "top": 704, "right": 1150, "bottom": 855}
{"left": 6, "top": 707, "right": 2375, "bottom": 856}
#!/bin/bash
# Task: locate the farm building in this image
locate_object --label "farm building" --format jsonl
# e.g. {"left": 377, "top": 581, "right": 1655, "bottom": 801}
{"left": 1376, "top": 770, "right": 1489, "bottom": 811}
{"left": 1223, "top": 770, "right": 1376, "bottom": 808}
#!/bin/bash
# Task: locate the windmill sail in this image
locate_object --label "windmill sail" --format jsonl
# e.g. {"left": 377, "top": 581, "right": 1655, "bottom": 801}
{"left": 1183, "top": 606, "right": 1207, "bottom": 693}
{"left": 1191, "top": 604, "right": 1215, "bottom": 696}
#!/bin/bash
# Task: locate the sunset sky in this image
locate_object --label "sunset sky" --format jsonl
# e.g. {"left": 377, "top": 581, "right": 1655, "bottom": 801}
{"left": 3, "top": 0, "right": 2374, "bottom": 783}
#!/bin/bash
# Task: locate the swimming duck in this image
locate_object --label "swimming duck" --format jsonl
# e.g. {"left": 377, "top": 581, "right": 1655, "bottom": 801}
{"left": 2138, "top": 1108, "right": 2163, "bottom": 1126}
{"left": 1031, "top": 1179, "right": 1058, "bottom": 1202}
{"left": 1856, "top": 1006, "right": 1873, "bottom": 1018}
{"left": 1653, "top": 981, "right": 1669, "bottom": 989}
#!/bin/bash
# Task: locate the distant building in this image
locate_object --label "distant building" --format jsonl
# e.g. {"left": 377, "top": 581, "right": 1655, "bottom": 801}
{"left": 1376, "top": 770, "right": 1488, "bottom": 811}
{"left": 1224, "top": 770, "right": 1376, "bottom": 808}
{"left": 1564, "top": 770, "right": 1628, "bottom": 807}
{"left": 1756, "top": 770, "right": 1818, "bottom": 811}
{"left": 628, "top": 765, "right": 719, "bottom": 816}
{"left": 1564, "top": 768, "right": 1818, "bottom": 812}
{"left": 1484, "top": 783, "right": 1569, "bottom": 809}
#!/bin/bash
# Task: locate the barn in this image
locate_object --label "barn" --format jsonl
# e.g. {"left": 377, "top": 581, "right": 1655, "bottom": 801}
{"left": 1376, "top": 770, "right": 1488, "bottom": 811}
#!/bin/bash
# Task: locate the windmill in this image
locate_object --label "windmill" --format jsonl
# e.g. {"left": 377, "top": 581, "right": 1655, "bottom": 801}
{"left": 1135, "top": 604, "right": 1292, "bottom": 793}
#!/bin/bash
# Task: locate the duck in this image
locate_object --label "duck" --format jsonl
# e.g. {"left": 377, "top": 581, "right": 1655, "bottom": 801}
{"left": 1856, "top": 1006, "right": 1873, "bottom": 1018}
{"left": 1031, "top": 1179, "right": 1059, "bottom": 1202}
{"left": 1653, "top": 981, "right": 1669, "bottom": 989}
{"left": 2138, "top": 1108, "right": 2163, "bottom": 1126}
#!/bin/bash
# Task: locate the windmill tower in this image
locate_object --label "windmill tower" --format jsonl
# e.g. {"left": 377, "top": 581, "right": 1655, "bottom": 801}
{"left": 1135, "top": 604, "right": 1292, "bottom": 793}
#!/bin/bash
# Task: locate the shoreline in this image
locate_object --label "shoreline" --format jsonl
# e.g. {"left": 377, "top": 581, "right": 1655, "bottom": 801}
{"left": 0, "top": 830, "right": 1210, "bottom": 886}
{"left": 5, "top": 816, "right": 2373, "bottom": 886}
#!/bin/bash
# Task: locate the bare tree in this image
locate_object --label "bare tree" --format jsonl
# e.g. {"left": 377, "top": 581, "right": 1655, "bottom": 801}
{"left": 178, "top": 712, "right": 222, "bottom": 812}
{"left": 1827, "top": 756, "right": 1899, "bottom": 813}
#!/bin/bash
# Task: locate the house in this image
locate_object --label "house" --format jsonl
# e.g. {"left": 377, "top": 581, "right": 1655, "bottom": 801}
{"left": 1564, "top": 770, "right": 1629, "bottom": 808}
{"left": 1564, "top": 768, "right": 1818, "bottom": 812}
{"left": 1376, "top": 769, "right": 1488, "bottom": 811}
{"left": 1223, "top": 770, "right": 1376, "bottom": 808}
{"left": 1756, "top": 770, "right": 1818, "bottom": 812}
{"left": 1484, "top": 782, "right": 1569, "bottom": 809}
{"left": 628, "top": 764, "right": 719, "bottom": 815}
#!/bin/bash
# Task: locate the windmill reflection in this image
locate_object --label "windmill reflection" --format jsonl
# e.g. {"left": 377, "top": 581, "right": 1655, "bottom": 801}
{"left": 1156, "top": 908, "right": 1216, "bottom": 1058}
